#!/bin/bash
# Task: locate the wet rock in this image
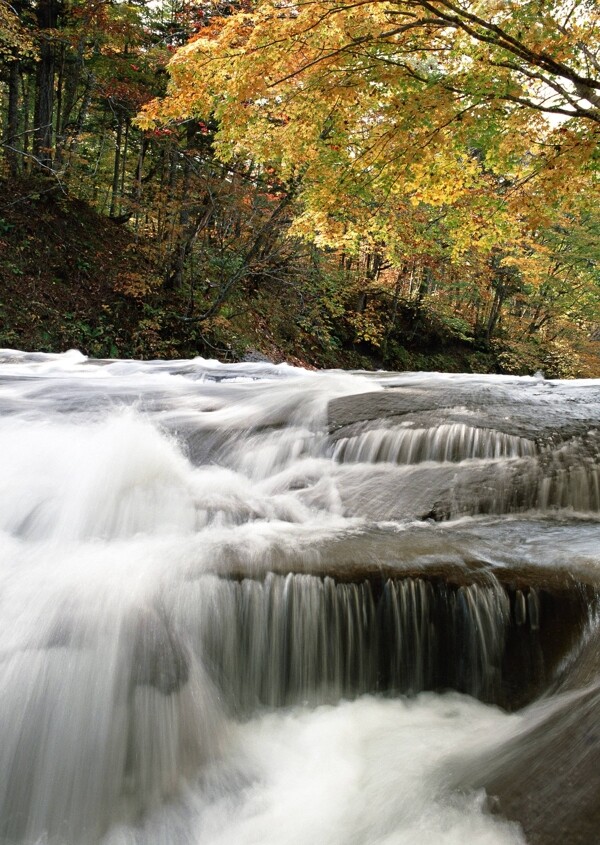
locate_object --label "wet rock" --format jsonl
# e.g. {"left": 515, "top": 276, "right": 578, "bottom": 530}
{"left": 335, "top": 460, "right": 538, "bottom": 522}
{"left": 465, "top": 683, "right": 600, "bottom": 845}
{"left": 242, "top": 349, "right": 274, "bottom": 363}
{"left": 328, "top": 383, "right": 600, "bottom": 446}
{"left": 130, "top": 609, "right": 189, "bottom": 695}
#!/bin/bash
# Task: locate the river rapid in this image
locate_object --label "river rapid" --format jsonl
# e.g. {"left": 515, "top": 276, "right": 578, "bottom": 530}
{"left": 0, "top": 349, "right": 599, "bottom": 845}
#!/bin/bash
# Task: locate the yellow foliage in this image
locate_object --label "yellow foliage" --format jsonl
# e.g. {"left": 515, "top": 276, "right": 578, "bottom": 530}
{"left": 137, "top": 0, "right": 600, "bottom": 305}
{"left": 114, "top": 271, "right": 160, "bottom": 300}
{"left": 0, "top": 3, "right": 37, "bottom": 59}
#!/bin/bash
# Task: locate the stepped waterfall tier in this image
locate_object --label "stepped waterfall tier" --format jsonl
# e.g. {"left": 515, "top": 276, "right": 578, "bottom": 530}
{"left": 0, "top": 350, "right": 599, "bottom": 845}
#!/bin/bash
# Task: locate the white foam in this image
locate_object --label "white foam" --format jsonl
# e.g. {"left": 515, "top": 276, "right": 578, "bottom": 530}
{"left": 102, "top": 695, "right": 525, "bottom": 845}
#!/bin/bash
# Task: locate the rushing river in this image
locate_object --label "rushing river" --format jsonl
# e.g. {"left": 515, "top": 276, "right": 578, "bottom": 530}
{"left": 1, "top": 349, "right": 599, "bottom": 845}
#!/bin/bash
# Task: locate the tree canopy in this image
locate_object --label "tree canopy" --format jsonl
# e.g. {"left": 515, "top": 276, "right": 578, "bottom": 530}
{"left": 137, "top": 0, "right": 600, "bottom": 362}
{"left": 141, "top": 0, "right": 599, "bottom": 251}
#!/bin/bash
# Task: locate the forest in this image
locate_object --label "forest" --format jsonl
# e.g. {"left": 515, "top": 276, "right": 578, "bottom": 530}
{"left": 0, "top": 0, "right": 599, "bottom": 375}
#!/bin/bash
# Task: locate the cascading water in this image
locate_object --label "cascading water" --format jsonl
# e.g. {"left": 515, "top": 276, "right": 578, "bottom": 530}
{"left": 330, "top": 423, "right": 538, "bottom": 464}
{"left": 1, "top": 349, "right": 599, "bottom": 845}
{"left": 181, "top": 573, "right": 512, "bottom": 710}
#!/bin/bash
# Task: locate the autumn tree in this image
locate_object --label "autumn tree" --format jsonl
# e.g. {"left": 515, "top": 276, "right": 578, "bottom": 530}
{"left": 139, "top": 0, "right": 599, "bottom": 346}
{"left": 1, "top": 0, "right": 37, "bottom": 175}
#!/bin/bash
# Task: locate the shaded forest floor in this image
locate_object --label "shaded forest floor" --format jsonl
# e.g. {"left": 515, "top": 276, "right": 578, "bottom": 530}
{"left": 1, "top": 177, "right": 599, "bottom": 375}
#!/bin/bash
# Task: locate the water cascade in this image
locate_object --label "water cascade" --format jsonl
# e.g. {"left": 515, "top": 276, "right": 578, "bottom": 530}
{"left": 0, "top": 350, "right": 599, "bottom": 845}
{"left": 330, "top": 423, "right": 538, "bottom": 464}
{"left": 183, "top": 573, "right": 513, "bottom": 709}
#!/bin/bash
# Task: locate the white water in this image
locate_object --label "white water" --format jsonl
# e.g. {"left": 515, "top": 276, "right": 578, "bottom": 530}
{"left": 1, "top": 350, "right": 599, "bottom": 844}
{"left": 102, "top": 695, "right": 525, "bottom": 845}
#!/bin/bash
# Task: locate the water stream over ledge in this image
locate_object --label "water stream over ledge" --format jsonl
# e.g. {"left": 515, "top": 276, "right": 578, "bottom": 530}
{"left": 0, "top": 350, "right": 599, "bottom": 845}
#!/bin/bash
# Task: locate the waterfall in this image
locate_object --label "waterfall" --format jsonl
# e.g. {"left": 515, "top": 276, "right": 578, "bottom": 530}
{"left": 330, "top": 423, "right": 537, "bottom": 464}
{"left": 181, "top": 574, "right": 513, "bottom": 710}
{"left": 0, "top": 350, "right": 599, "bottom": 845}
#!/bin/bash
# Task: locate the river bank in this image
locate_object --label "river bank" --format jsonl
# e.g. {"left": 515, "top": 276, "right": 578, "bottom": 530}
{"left": 2, "top": 177, "right": 599, "bottom": 376}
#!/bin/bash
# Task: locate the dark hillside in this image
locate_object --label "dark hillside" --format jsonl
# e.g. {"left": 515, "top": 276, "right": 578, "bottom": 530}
{"left": 1, "top": 177, "right": 599, "bottom": 375}
{"left": 0, "top": 178, "right": 334, "bottom": 364}
{"left": 0, "top": 178, "right": 162, "bottom": 358}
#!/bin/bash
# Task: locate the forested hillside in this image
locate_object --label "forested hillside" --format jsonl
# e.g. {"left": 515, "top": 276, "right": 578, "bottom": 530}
{"left": 1, "top": 0, "right": 599, "bottom": 375}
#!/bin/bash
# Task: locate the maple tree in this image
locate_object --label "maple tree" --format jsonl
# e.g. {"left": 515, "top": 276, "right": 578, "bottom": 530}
{"left": 0, "top": 1, "right": 36, "bottom": 60}
{"left": 1, "top": 1, "right": 598, "bottom": 372}
{"left": 140, "top": 0, "right": 599, "bottom": 319}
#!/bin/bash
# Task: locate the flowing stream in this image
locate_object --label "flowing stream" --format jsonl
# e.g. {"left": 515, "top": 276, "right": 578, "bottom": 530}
{"left": 1, "top": 350, "right": 599, "bottom": 845}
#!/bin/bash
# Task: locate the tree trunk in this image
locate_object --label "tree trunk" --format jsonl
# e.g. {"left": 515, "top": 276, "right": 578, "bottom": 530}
{"left": 54, "top": 43, "right": 65, "bottom": 152}
{"left": 133, "top": 136, "right": 148, "bottom": 236}
{"left": 21, "top": 70, "right": 31, "bottom": 168}
{"left": 120, "top": 117, "right": 130, "bottom": 199}
{"left": 485, "top": 285, "right": 506, "bottom": 342}
{"left": 68, "top": 70, "right": 94, "bottom": 166}
{"left": 415, "top": 265, "right": 431, "bottom": 306}
{"left": 109, "top": 111, "right": 123, "bottom": 217}
{"left": 164, "top": 127, "right": 198, "bottom": 290}
{"left": 6, "top": 61, "right": 21, "bottom": 176}
{"left": 55, "top": 38, "right": 85, "bottom": 167}
{"left": 33, "top": 0, "right": 58, "bottom": 170}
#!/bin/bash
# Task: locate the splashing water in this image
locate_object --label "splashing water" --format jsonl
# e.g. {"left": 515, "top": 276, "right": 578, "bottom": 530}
{"left": 1, "top": 350, "right": 600, "bottom": 844}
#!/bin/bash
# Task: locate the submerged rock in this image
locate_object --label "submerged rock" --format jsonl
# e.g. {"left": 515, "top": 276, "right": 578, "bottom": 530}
{"left": 130, "top": 608, "right": 189, "bottom": 695}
